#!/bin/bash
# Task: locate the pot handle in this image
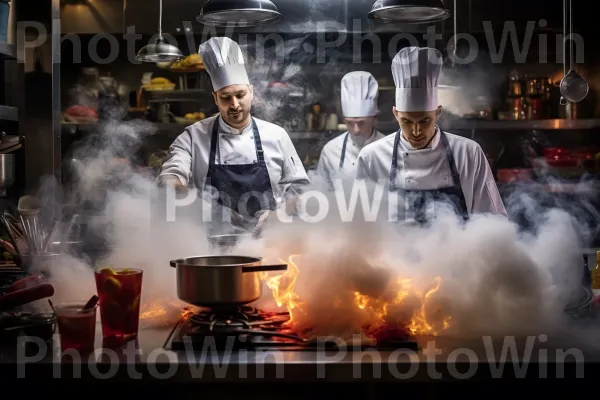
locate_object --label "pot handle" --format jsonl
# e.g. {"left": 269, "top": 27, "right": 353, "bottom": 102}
{"left": 242, "top": 264, "right": 288, "bottom": 273}
{"left": 170, "top": 260, "right": 177, "bottom": 268}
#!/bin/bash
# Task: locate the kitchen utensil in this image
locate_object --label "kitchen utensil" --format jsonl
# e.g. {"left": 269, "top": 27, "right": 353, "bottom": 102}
{"left": 560, "top": 70, "right": 588, "bottom": 104}
{"left": 2, "top": 274, "right": 45, "bottom": 293}
{"left": 17, "top": 195, "right": 42, "bottom": 254}
{"left": 559, "top": 0, "right": 588, "bottom": 104}
{"left": 1, "top": 215, "right": 23, "bottom": 261}
{"left": 0, "top": 312, "right": 56, "bottom": 342}
{"left": 0, "top": 153, "right": 14, "bottom": 197}
{"left": 0, "top": 283, "right": 55, "bottom": 311}
{"left": 197, "top": 0, "right": 282, "bottom": 27}
{"left": 136, "top": 0, "right": 183, "bottom": 63}
{"left": 169, "top": 255, "right": 287, "bottom": 307}
{"left": 367, "top": 0, "right": 450, "bottom": 23}
{"left": 208, "top": 233, "right": 254, "bottom": 248}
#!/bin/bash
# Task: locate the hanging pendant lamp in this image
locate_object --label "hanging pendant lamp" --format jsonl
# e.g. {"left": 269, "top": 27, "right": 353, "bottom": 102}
{"left": 136, "top": 0, "right": 184, "bottom": 63}
{"left": 197, "top": 0, "right": 282, "bottom": 27}
{"left": 368, "top": 0, "right": 450, "bottom": 24}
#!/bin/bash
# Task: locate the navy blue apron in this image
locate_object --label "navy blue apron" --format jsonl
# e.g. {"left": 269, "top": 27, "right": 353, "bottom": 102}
{"left": 338, "top": 133, "right": 349, "bottom": 169}
{"left": 206, "top": 116, "right": 277, "bottom": 225}
{"left": 389, "top": 129, "right": 469, "bottom": 224}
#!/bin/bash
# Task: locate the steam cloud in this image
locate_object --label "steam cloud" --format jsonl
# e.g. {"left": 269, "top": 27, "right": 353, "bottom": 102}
{"left": 22, "top": 111, "right": 599, "bottom": 343}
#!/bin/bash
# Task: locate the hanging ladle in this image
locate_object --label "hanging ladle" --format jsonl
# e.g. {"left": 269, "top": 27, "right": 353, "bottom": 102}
{"left": 559, "top": 0, "right": 588, "bottom": 104}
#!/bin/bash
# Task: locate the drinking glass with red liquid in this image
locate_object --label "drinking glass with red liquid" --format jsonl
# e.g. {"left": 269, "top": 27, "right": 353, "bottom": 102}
{"left": 94, "top": 267, "right": 143, "bottom": 345}
{"left": 55, "top": 302, "right": 98, "bottom": 354}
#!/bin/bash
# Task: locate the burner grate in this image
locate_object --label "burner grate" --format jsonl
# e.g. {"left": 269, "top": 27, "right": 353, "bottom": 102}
{"left": 188, "top": 306, "right": 290, "bottom": 331}
{"left": 166, "top": 306, "right": 420, "bottom": 352}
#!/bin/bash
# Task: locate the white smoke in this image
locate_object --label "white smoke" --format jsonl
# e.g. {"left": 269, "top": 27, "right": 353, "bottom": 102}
{"left": 249, "top": 174, "right": 598, "bottom": 342}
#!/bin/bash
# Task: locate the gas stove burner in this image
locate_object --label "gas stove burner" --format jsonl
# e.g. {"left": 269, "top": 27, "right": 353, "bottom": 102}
{"left": 166, "top": 306, "right": 420, "bottom": 352}
{"left": 189, "top": 305, "right": 289, "bottom": 331}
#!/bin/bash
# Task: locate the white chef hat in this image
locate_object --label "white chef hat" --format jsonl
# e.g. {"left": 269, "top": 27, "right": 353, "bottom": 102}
{"left": 392, "top": 46, "right": 443, "bottom": 112}
{"left": 340, "top": 71, "right": 379, "bottom": 118}
{"left": 198, "top": 37, "right": 250, "bottom": 92}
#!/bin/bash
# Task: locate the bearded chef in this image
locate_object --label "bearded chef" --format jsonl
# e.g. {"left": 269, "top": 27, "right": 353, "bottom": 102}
{"left": 355, "top": 47, "right": 507, "bottom": 224}
{"left": 159, "top": 37, "right": 310, "bottom": 231}
{"left": 315, "top": 71, "right": 386, "bottom": 186}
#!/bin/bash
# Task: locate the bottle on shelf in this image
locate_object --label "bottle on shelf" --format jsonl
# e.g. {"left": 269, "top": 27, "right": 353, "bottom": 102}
{"left": 591, "top": 251, "right": 600, "bottom": 297}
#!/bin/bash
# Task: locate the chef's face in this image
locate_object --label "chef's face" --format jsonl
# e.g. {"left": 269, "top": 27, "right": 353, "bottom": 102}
{"left": 213, "top": 84, "right": 254, "bottom": 128}
{"left": 393, "top": 106, "right": 442, "bottom": 149}
{"left": 344, "top": 116, "right": 376, "bottom": 138}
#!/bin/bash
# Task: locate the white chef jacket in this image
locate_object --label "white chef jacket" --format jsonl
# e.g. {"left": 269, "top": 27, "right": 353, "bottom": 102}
{"left": 316, "top": 129, "right": 386, "bottom": 184}
{"left": 355, "top": 127, "right": 507, "bottom": 217}
{"left": 159, "top": 115, "right": 310, "bottom": 204}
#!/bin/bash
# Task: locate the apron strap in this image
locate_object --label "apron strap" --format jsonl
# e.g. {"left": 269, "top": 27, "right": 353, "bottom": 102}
{"left": 338, "top": 132, "right": 349, "bottom": 169}
{"left": 208, "top": 115, "right": 220, "bottom": 169}
{"left": 209, "top": 115, "right": 265, "bottom": 166}
{"left": 251, "top": 117, "right": 265, "bottom": 163}
{"left": 440, "top": 130, "right": 461, "bottom": 187}
{"left": 439, "top": 129, "right": 469, "bottom": 220}
{"left": 389, "top": 129, "right": 402, "bottom": 191}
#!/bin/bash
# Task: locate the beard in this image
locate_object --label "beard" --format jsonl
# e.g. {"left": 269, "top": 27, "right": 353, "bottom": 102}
{"left": 223, "top": 108, "right": 249, "bottom": 128}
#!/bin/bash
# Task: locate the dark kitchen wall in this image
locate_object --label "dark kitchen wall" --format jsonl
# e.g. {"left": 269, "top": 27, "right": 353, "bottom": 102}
{"left": 57, "top": 0, "right": 600, "bottom": 171}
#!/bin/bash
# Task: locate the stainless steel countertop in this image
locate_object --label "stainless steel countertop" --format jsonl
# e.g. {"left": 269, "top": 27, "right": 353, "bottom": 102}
{"left": 2, "top": 318, "right": 600, "bottom": 381}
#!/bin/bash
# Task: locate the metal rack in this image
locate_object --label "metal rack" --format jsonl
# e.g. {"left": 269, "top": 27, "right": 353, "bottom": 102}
{"left": 375, "top": 118, "right": 600, "bottom": 133}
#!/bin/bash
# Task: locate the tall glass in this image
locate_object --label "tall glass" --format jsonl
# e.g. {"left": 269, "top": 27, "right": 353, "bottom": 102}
{"left": 54, "top": 302, "right": 98, "bottom": 354}
{"left": 94, "top": 268, "right": 143, "bottom": 344}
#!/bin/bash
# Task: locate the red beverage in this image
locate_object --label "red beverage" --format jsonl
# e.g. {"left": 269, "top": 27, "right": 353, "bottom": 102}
{"left": 94, "top": 268, "right": 143, "bottom": 344}
{"left": 55, "top": 303, "right": 97, "bottom": 353}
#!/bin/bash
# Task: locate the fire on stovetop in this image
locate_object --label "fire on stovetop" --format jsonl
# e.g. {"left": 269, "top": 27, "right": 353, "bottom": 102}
{"left": 259, "top": 254, "right": 452, "bottom": 342}
{"left": 139, "top": 300, "right": 195, "bottom": 326}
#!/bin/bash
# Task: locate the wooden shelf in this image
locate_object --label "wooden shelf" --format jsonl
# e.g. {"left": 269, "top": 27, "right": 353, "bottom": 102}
{"left": 61, "top": 122, "right": 343, "bottom": 140}
{"left": 144, "top": 89, "right": 211, "bottom": 103}
{"left": 0, "top": 41, "right": 16, "bottom": 61}
{"left": 440, "top": 118, "right": 600, "bottom": 131}
{"left": 376, "top": 119, "right": 600, "bottom": 132}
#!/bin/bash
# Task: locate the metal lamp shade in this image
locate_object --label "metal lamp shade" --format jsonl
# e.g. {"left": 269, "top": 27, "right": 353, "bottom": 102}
{"left": 368, "top": 0, "right": 450, "bottom": 23}
{"left": 197, "top": 0, "right": 282, "bottom": 27}
{"left": 136, "top": 36, "right": 184, "bottom": 63}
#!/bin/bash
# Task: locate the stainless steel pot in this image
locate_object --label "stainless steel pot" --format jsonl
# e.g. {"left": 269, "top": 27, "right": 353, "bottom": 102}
{"left": 169, "top": 255, "right": 287, "bottom": 307}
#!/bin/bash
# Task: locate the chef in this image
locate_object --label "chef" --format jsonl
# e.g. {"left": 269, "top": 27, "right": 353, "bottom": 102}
{"left": 355, "top": 47, "right": 507, "bottom": 224}
{"left": 315, "top": 71, "right": 386, "bottom": 187}
{"left": 159, "top": 37, "right": 310, "bottom": 231}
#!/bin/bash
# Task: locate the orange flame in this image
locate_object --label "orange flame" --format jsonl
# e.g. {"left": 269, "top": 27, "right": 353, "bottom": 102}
{"left": 139, "top": 299, "right": 193, "bottom": 324}
{"left": 263, "top": 255, "right": 452, "bottom": 338}
{"left": 263, "top": 254, "right": 305, "bottom": 325}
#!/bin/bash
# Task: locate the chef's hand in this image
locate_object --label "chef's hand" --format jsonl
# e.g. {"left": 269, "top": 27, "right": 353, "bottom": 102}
{"left": 252, "top": 210, "right": 272, "bottom": 238}
{"left": 252, "top": 196, "right": 300, "bottom": 237}
{"left": 160, "top": 176, "right": 189, "bottom": 196}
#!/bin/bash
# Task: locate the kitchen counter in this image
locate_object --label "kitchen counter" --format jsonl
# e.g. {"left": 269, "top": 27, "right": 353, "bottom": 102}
{"left": 2, "top": 318, "right": 600, "bottom": 386}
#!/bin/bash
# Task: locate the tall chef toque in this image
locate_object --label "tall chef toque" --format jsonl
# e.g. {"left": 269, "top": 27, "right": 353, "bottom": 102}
{"left": 340, "top": 71, "right": 379, "bottom": 118}
{"left": 198, "top": 37, "right": 250, "bottom": 92}
{"left": 392, "top": 46, "right": 443, "bottom": 112}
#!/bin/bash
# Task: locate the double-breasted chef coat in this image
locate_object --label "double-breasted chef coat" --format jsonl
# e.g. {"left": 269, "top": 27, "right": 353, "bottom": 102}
{"left": 159, "top": 114, "right": 310, "bottom": 220}
{"left": 316, "top": 129, "right": 386, "bottom": 185}
{"left": 355, "top": 126, "right": 507, "bottom": 223}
